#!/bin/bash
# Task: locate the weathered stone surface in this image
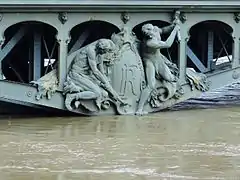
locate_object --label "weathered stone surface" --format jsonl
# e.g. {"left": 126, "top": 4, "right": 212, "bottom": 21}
{"left": 61, "top": 12, "right": 209, "bottom": 115}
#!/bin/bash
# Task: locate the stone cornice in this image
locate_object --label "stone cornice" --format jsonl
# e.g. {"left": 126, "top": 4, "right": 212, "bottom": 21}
{"left": 0, "top": 1, "right": 240, "bottom": 12}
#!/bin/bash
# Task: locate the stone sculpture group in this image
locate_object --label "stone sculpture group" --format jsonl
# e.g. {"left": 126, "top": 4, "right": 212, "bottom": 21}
{"left": 32, "top": 12, "right": 209, "bottom": 115}
{"left": 63, "top": 14, "right": 208, "bottom": 115}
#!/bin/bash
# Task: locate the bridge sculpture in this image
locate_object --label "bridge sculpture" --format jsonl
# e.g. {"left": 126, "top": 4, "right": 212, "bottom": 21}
{"left": 0, "top": 1, "right": 239, "bottom": 115}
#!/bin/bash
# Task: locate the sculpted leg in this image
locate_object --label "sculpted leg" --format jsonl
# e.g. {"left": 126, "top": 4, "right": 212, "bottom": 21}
{"left": 65, "top": 91, "right": 98, "bottom": 110}
{"left": 65, "top": 73, "right": 108, "bottom": 110}
{"left": 136, "top": 61, "right": 155, "bottom": 115}
{"left": 79, "top": 77, "right": 109, "bottom": 108}
{"left": 158, "top": 63, "right": 176, "bottom": 82}
{"left": 70, "top": 73, "right": 104, "bottom": 98}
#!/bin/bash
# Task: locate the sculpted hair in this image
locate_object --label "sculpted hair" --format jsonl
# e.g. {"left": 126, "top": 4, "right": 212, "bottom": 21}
{"left": 96, "top": 39, "right": 116, "bottom": 52}
{"left": 142, "top": 23, "right": 154, "bottom": 32}
{"left": 142, "top": 23, "right": 162, "bottom": 35}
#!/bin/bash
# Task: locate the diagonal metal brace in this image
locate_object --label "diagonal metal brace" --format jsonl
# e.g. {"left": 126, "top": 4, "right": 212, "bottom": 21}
{"left": 186, "top": 46, "right": 208, "bottom": 73}
{"left": 0, "top": 26, "right": 27, "bottom": 62}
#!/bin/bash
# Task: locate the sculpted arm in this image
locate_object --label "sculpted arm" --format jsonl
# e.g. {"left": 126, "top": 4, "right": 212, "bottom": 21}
{"left": 98, "top": 57, "right": 105, "bottom": 74}
{"left": 87, "top": 47, "right": 109, "bottom": 84}
{"left": 87, "top": 47, "right": 127, "bottom": 104}
{"left": 147, "top": 25, "right": 179, "bottom": 49}
{"left": 161, "top": 24, "right": 174, "bottom": 34}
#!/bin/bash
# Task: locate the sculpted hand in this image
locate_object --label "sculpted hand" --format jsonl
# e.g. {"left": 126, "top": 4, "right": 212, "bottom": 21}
{"left": 175, "top": 24, "right": 180, "bottom": 31}
{"left": 173, "top": 19, "right": 180, "bottom": 25}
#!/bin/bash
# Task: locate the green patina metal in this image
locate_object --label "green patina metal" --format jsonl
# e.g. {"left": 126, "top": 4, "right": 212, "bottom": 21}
{"left": 0, "top": 1, "right": 238, "bottom": 115}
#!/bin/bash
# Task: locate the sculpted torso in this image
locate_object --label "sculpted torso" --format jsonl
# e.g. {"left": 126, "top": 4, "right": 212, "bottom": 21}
{"left": 142, "top": 37, "right": 163, "bottom": 63}
{"left": 70, "top": 46, "right": 101, "bottom": 75}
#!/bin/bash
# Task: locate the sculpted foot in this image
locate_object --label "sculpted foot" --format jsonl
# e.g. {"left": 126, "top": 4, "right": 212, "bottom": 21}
{"left": 135, "top": 109, "right": 148, "bottom": 116}
{"left": 116, "top": 97, "right": 129, "bottom": 106}
{"left": 96, "top": 98, "right": 102, "bottom": 109}
{"left": 74, "top": 101, "right": 81, "bottom": 109}
{"left": 120, "top": 99, "right": 129, "bottom": 106}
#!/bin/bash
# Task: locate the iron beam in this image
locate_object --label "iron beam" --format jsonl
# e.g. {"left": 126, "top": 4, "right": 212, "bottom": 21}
{"left": 58, "top": 36, "right": 69, "bottom": 89}
{"left": 207, "top": 31, "right": 214, "bottom": 70}
{"left": 178, "top": 39, "right": 187, "bottom": 83}
{"left": 186, "top": 46, "right": 207, "bottom": 73}
{"left": 0, "top": 65, "right": 238, "bottom": 115}
{"left": 33, "top": 32, "right": 42, "bottom": 81}
{"left": 0, "top": 26, "right": 27, "bottom": 62}
{"left": 69, "top": 29, "right": 90, "bottom": 54}
{"left": 0, "top": 26, "right": 27, "bottom": 79}
{"left": 0, "top": 80, "right": 64, "bottom": 110}
{"left": 232, "top": 37, "right": 240, "bottom": 68}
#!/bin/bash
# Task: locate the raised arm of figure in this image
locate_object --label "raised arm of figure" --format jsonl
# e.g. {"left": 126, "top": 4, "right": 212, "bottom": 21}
{"left": 161, "top": 24, "right": 175, "bottom": 34}
{"left": 147, "top": 25, "right": 179, "bottom": 49}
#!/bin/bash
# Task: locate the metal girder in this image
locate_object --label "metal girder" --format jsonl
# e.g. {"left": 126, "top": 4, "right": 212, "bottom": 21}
{"left": 186, "top": 46, "right": 207, "bottom": 73}
{"left": 207, "top": 31, "right": 214, "bottom": 70}
{"left": 148, "top": 66, "right": 240, "bottom": 114}
{"left": 206, "top": 67, "right": 240, "bottom": 89}
{"left": 0, "top": 26, "right": 27, "bottom": 62}
{"left": 0, "top": 65, "right": 239, "bottom": 115}
{"left": 33, "top": 32, "right": 42, "bottom": 81}
{"left": 69, "top": 29, "right": 90, "bottom": 55}
{"left": 0, "top": 80, "right": 64, "bottom": 110}
{"left": 217, "top": 34, "right": 232, "bottom": 62}
{"left": 43, "top": 37, "right": 57, "bottom": 75}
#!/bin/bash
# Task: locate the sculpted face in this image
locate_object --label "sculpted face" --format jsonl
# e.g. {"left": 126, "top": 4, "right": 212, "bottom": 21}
{"left": 142, "top": 24, "right": 155, "bottom": 38}
{"left": 96, "top": 39, "right": 115, "bottom": 54}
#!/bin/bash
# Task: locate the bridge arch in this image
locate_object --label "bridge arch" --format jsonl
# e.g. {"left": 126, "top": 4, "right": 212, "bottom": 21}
{"left": 133, "top": 20, "right": 178, "bottom": 64}
{"left": 0, "top": 15, "right": 59, "bottom": 38}
{"left": 127, "top": 12, "right": 171, "bottom": 29}
{"left": 1, "top": 21, "right": 58, "bottom": 83}
{"left": 68, "top": 20, "right": 120, "bottom": 54}
{"left": 187, "top": 19, "right": 234, "bottom": 34}
{"left": 187, "top": 20, "right": 233, "bottom": 73}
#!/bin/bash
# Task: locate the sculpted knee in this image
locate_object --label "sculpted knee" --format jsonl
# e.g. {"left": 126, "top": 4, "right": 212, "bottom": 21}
{"left": 147, "top": 83, "right": 155, "bottom": 90}
{"left": 165, "top": 73, "right": 174, "bottom": 81}
{"left": 101, "top": 90, "right": 108, "bottom": 98}
{"left": 92, "top": 88, "right": 102, "bottom": 98}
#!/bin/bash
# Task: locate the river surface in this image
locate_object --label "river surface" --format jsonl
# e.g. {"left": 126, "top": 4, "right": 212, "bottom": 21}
{"left": 0, "top": 83, "right": 240, "bottom": 180}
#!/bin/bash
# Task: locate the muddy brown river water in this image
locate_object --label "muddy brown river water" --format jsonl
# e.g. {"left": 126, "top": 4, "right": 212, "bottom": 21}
{"left": 0, "top": 83, "right": 240, "bottom": 180}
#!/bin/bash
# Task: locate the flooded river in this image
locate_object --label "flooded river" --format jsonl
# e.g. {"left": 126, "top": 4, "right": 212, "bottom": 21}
{"left": 0, "top": 83, "right": 239, "bottom": 180}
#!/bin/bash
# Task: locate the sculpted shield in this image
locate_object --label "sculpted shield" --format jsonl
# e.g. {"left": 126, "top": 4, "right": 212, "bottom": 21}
{"left": 109, "top": 28, "right": 145, "bottom": 114}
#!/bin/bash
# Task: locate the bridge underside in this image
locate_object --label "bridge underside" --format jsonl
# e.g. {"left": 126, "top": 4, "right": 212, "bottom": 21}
{"left": 0, "top": 1, "right": 239, "bottom": 115}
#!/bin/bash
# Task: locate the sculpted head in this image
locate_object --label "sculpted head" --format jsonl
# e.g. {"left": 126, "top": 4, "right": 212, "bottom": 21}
{"left": 96, "top": 39, "right": 116, "bottom": 54}
{"left": 142, "top": 23, "right": 160, "bottom": 39}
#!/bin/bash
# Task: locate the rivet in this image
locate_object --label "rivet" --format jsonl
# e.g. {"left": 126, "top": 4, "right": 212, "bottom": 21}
{"left": 27, "top": 91, "right": 32, "bottom": 97}
{"left": 232, "top": 71, "right": 240, "bottom": 79}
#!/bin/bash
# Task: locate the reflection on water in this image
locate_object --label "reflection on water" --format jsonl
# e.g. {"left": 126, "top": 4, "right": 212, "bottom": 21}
{"left": 0, "top": 83, "right": 239, "bottom": 180}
